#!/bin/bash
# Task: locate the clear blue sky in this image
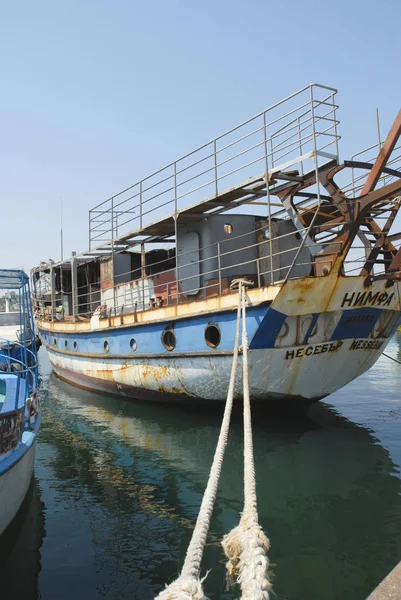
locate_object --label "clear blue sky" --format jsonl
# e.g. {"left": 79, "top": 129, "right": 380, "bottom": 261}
{"left": 1, "top": 0, "right": 400, "bottom": 270}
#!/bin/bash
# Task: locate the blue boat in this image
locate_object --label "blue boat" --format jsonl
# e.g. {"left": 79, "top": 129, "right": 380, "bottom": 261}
{"left": 0, "top": 269, "right": 40, "bottom": 536}
{"left": 32, "top": 84, "right": 401, "bottom": 406}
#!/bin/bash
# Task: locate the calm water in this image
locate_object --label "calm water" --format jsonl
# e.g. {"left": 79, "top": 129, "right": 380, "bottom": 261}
{"left": 1, "top": 334, "right": 401, "bottom": 599}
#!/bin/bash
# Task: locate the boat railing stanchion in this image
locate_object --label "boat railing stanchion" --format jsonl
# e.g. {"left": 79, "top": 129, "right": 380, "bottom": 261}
{"left": 217, "top": 242, "right": 222, "bottom": 296}
{"left": 214, "top": 138, "right": 218, "bottom": 197}
{"left": 297, "top": 116, "right": 304, "bottom": 176}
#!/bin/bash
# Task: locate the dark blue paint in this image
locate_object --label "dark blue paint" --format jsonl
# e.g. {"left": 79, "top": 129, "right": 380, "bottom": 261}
{"left": 330, "top": 307, "right": 382, "bottom": 341}
{"left": 41, "top": 305, "right": 271, "bottom": 355}
{"left": 249, "top": 307, "right": 287, "bottom": 350}
{"left": 301, "top": 312, "right": 320, "bottom": 345}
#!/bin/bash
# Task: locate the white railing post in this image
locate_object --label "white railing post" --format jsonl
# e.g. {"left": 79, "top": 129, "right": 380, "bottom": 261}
{"left": 217, "top": 242, "right": 222, "bottom": 296}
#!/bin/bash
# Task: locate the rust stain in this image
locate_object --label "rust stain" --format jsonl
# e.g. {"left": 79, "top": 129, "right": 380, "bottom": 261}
{"left": 286, "top": 355, "right": 303, "bottom": 396}
{"left": 36, "top": 286, "right": 281, "bottom": 335}
{"left": 141, "top": 364, "right": 170, "bottom": 384}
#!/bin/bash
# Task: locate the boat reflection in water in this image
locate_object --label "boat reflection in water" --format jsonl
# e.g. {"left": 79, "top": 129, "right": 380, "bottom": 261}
{"left": 35, "top": 345, "right": 401, "bottom": 600}
{"left": 0, "top": 477, "right": 45, "bottom": 600}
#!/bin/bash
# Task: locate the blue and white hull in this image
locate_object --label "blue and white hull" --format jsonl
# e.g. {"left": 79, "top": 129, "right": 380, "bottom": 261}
{"left": 0, "top": 269, "right": 40, "bottom": 536}
{"left": 38, "top": 275, "right": 401, "bottom": 405}
{"left": 0, "top": 424, "right": 39, "bottom": 535}
{"left": 44, "top": 342, "right": 389, "bottom": 405}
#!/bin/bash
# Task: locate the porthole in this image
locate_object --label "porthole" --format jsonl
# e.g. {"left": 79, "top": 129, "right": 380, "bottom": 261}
{"left": 205, "top": 324, "right": 221, "bottom": 348}
{"left": 162, "top": 329, "right": 176, "bottom": 351}
{"left": 73, "top": 341, "right": 78, "bottom": 351}
{"left": 64, "top": 340, "right": 68, "bottom": 349}
{"left": 130, "top": 338, "right": 137, "bottom": 352}
{"left": 104, "top": 341, "right": 110, "bottom": 353}
{"left": 53, "top": 338, "right": 57, "bottom": 347}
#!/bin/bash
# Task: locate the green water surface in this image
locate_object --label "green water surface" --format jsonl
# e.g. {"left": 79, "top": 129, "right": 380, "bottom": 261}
{"left": 1, "top": 333, "right": 401, "bottom": 599}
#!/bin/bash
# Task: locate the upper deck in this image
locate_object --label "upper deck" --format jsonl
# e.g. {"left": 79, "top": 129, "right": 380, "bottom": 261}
{"left": 51, "top": 83, "right": 341, "bottom": 267}
{"left": 32, "top": 85, "right": 401, "bottom": 323}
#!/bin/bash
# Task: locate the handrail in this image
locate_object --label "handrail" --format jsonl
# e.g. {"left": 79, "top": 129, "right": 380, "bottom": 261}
{"left": 0, "top": 339, "right": 38, "bottom": 370}
{"left": 90, "top": 84, "right": 337, "bottom": 211}
{"left": 0, "top": 336, "right": 38, "bottom": 392}
{"left": 86, "top": 84, "right": 339, "bottom": 249}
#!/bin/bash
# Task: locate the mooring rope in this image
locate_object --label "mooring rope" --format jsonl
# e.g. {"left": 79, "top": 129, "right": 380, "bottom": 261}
{"left": 222, "top": 286, "right": 271, "bottom": 600}
{"left": 383, "top": 351, "right": 401, "bottom": 366}
{"left": 155, "top": 285, "right": 243, "bottom": 600}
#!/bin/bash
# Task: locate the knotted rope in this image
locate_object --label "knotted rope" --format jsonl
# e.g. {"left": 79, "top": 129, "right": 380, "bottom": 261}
{"left": 221, "top": 287, "right": 271, "bottom": 599}
{"left": 155, "top": 286, "right": 243, "bottom": 599}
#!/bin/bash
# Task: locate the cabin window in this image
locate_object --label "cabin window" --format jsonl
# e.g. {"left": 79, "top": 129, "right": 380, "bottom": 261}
{"left": 104, "top": 341, "right": 110, "bottom": 353}
{"left": 130, "top": 338, "right": 137, "bottom": 352}
{"left": 162, "top": 329, "right": 176, "bottom": 351}
{"left": 64, "top": 340, "right": 68, "bottom": 349}
{"left": 205, "top": 324, "right": 221, "bottom": 348}
{"left": 224, "top": 223, "right": 233, "bottom": 234}
{"left": 73, "top": 341, "right": 78, "bottom": 351}
{"left": 53, "top": 338, "right": 57, "bottom": 347}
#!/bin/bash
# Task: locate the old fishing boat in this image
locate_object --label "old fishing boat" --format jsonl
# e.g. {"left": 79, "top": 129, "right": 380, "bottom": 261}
{"left": 32, "top": 84, "right": 401, "bottom": 405}
{"left": 0, "top": 269, "right": 40, "bottom": 536}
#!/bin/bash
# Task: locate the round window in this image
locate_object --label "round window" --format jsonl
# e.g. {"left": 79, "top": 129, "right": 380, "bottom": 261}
{"left": 162, "top": 329, "right": 176, "bottom": 351}
{"left": 104, "top": 341, "right": 110, "bottom": 353}
{"left": 53, "top": 338, "right": 57, "bottom": 347}
{"left": 205, "top": 324, "right": 221, "bottom": 348}
{"left": 130, "top": 338, "right": 137, "bottom": 352}
{"left": 64, "top": 340, "right": 68, "bottom": 349}
{"left": 73, "top": 341, "right": 78, "bottom": 351}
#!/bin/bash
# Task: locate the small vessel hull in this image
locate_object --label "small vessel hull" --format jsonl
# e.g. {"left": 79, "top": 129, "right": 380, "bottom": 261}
{"left": 0, "top": 435, "right": 37, "bottom": 536}
{"left": 0, "top": 269, "right": 40, "bottom": 537}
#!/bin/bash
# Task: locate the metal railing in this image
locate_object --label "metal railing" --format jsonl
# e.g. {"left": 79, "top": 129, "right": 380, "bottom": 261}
{"left": 34, "top": 201, "right": 400, "bottom": 322}
{"left": 35, "top": 218, "right": 348, "bottom": 320}
{"left": 343, "top": 141, "right": 401, "bottom": 197}
{"left": 0, "top": 338, "right": 38, "bottom": 414}
{"left": 88, "top": 83, "right": 339, "bottom": 249}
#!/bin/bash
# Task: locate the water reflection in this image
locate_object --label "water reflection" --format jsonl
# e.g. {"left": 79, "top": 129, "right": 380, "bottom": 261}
{"left": 32, "top": 343, "right": 401, "bottom": 600}
{"left": 0, "top": 477, "right": 45, "bottom": 600}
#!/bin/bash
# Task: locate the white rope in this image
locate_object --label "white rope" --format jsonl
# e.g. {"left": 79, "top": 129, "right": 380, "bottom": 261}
{"left": 155, "top": 287, "right": 243, "bottom": 599}
{"left": 222, "top": 286, "right": 272, "bottom": 600}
